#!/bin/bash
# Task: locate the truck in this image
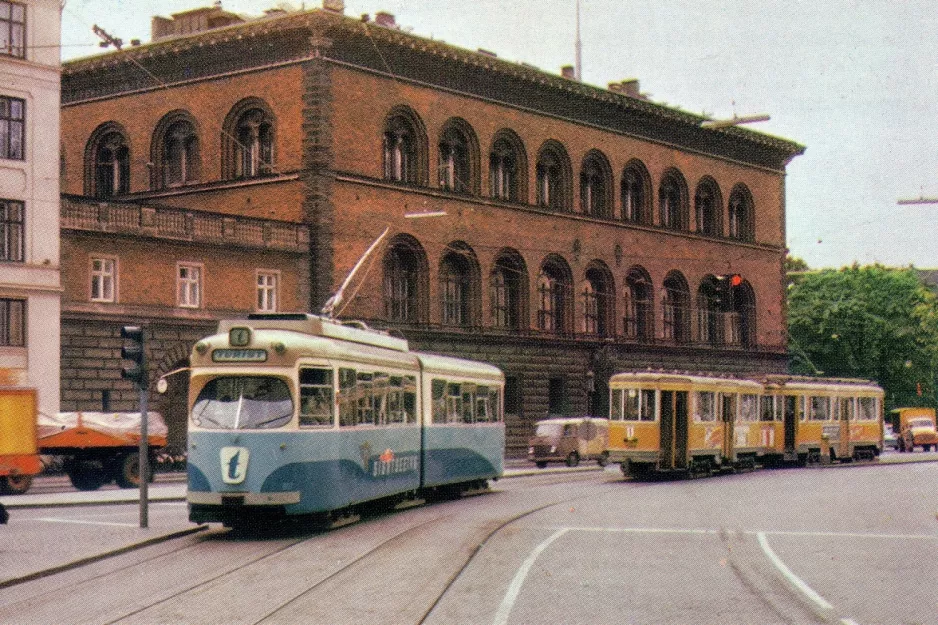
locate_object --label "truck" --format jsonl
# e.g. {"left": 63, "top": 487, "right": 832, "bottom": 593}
{"left": 36, "top": 411, "right": 167, "bottom": 491}
{"left": 892, "top": 407, "right": 938, "bottom": 453}
{"left": 528, "top": 416, "right": 609, "bottom": 468}
{"left": 0, "top": 388, "right": 42, "bottom": 495}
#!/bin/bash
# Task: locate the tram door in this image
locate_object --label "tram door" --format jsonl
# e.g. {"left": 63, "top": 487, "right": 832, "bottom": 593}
{"left": 721, "top": 393, "right": 737, "bottom": 462}
{"left": 837, "top": 398, "right": 852, "bottom": 459}
{"left": 659, "top": 391, "right": 688, "bottom": 470}
{"left": 783, "top": 395, "right": 797, "bottom": 459}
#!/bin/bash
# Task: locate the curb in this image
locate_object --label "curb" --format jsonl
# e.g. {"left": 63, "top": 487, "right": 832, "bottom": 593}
{"left": 0, "top": 525, "right": 209, "bottom": 590}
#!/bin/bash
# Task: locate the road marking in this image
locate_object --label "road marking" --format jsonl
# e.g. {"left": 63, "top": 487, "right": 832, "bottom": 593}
{"left": 756, "top": 532, "right": 833, "bottom": 611}
{"left": 552, "top": 525, "right": 938, "bottom": 541}
{"left": 492, "top": 528, "right": 568, "bottom": 625}
{"left": 36, "top": 517, "right": 138, "bottom": 528}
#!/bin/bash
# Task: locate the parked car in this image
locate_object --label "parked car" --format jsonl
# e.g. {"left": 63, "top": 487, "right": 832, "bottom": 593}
{"left": 883, "top": 423, "right": 898, "bottom": 451}
{"left": 528, "top": 416, "right": 609, "bottom": 468}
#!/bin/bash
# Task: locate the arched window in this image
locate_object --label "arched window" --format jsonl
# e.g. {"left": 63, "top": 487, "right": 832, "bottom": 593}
{"left": 86, "top": 125, "right": 130, "bottom": 198}
{"left": 439, "top": 242, "right": 480, "bottom": 327}
{"left": 580, "top": 150, "right": 612, "bottom": 218}
{"left": 438, "top": 118, "right": 478, "bottom": 195}
{"left": 537, "top": 256, "right": 572, "bottom": 334}
{"left": 490, "top": 249, "right": 528, "bottom": 330}
{"left": 662, "top": 271, "right": 690, "bottom": 342}
{"left": 489, "top": 130, "right": 527, "bottom": 203}
{"left": 728, "top": 184, "right": 755, "bottom": 242}
{"left": 383, "top": 235, "right": 429, "bottom": 323}
{"left": 729, "top": 279, "right": 756, "bottom": 347}
{"left": 621, "top": 160, "right": 652, "bottom": 224}
{"left": 623, "top": 266, "right": 653, "bottom": 341}
{"left": 694, "top": 177, "right": 723, "bottom": 236}
{"left": 659, "top": 169, "right": 688, "bottom": 230}
{"left": 152, "top": 112, "right": 200, "bottom": 189}
{"left": 535, "top": 141, "right": 572, "bottom": 211}
{"left": 383, "top": 106, "right": 427, "bottom": 185}
{"left": 581, "top": 262, "right": 614, "bottom": 336}
{"left": 696, "top": 276, "right": 724, "bottom": 345}
{"left": 223, "top": 99, "right": 275, "bottom": 180}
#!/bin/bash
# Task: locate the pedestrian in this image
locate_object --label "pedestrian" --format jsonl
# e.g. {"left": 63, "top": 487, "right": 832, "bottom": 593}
{"left": 0, "top": 502, "right": 8, "bottom": 524}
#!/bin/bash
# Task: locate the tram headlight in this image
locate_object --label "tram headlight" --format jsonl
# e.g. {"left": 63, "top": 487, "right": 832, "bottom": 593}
{"left": 272, "top": 341, "right": 286, "bottom": 355}
{"left": 550, "top": 446, "right": 557, "bottom": 453}
{"left": 195, "top": 342, "right": 209, "bottom": 355}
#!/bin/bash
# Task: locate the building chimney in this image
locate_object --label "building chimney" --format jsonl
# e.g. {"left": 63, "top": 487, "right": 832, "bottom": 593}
{"left": 375, "top": 11, "right": 396, "bottom": 28}
{"left": 322, "top": 0, "right": 345, "bottom": 14}
{"left": 609, "top": 79, "right": 643, "bottom": 99}
{"left": 561, "top": 65, "right": 576, "bottom": 80}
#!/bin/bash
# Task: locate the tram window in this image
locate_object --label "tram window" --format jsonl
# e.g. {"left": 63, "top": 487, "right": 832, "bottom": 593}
{"left": 432, "top": 379, "right": 447, "bottom": 423}
{"left": 610, "top": 389, "right": 623, "bottom": 420}
{"left": 640, "top": 390, "right": 656, "bottom": 421}
{"left": 696, "top": 391, "right": 716, "bottom": 422}
{"left": 403, "top": 376, "right": 417, "bottom": 423}
{"left": 447, "top": 383, "right": 463, "bottom": 423}
{"left": 858, "top": 397, "right": 877, "bottom": 421}
{"left": 475, "top": 386, "right": 491, "bottom": 422}
{"left": 760, "top": 395, "right": 775, "bottom": 422}
{"left": 462, "top": 383, "right": 476, "bottom": 423}
{"left": 810, "top": 396, "right": 829, "bottom": 421}
{"left": 299, "top": 368, "right": 334, "bottom": 427}
{"left": 192, "top": 376, "right": 293, "bottom": 430}
{"left": 740, "top": 394, "right": 759, "bottom": 422}
{"left": 623, "top": 389, "right": 640, "bottom": 420}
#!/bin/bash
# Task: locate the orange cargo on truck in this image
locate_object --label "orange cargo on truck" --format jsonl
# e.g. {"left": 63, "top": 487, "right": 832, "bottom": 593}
{"left": 0, "top": 388, "right": 42, "bottom": 495}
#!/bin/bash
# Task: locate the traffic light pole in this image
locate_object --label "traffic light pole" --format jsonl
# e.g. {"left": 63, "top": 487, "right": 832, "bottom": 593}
{"left": 120, "top": 325, "right": 149, "bottom": 529}
{"left": 138, "top": 385, "right": 149, "bottom": 529}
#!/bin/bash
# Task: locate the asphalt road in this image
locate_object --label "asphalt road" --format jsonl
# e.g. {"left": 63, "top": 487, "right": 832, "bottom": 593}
{"left": 1, "top": 459, "right": 936, "bottom": 624}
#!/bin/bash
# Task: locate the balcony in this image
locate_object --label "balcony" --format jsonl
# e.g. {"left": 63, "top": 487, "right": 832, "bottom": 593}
{"left": 61, "top": 195, "right": 309, "bottom": 253}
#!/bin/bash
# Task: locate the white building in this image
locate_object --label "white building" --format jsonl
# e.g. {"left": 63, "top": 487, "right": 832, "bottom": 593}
{"left": 0, "top": 0, "right": 61, "bottom": 419}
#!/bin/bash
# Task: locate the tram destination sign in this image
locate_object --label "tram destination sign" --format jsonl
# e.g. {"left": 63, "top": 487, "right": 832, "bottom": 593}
{"left": 212, "top": 348, "right": 268, "bottom": 363}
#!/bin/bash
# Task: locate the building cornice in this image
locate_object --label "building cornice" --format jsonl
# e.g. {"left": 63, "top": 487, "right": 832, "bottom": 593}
{"left": 62, "top": 8, "right": 804, "bottom": 170}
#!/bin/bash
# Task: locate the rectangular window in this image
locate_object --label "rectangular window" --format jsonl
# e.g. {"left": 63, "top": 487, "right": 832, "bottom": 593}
{"left": 0, "top": 297, "right": 24, "bottom": 346}
{"left": 0, "top": 95, "right": 24, "bottom": 160}
{"left": 740, "top": 394, "right": 760, "bottom": 422}
{"left": 858, "top": 397, "right": 877, "bottom": 421}
{"left": 177, "top": 263, "right": 202, "bottom": 308}
{"left": 90, "top": 257, "right": 116, "bottom": 302}
{"left": 299, "top": 367, "right": 333, "bottom": 427}
{"left": 695, "top": 391, "right": 716, "bottom": 422}
{"left": 0, "top": 198, "right": 23, "bottom": 261}
{"left": 256, "top": 271, "right": 278, "bottom": 312}
{"left": 0, "top": 2, "right": 25, "bottom": 58}
{"left": 810, "top": 396, "right": 829, "bottom": 421}
{"left": 621, "top": 388, "right": 656, "bottom": 421}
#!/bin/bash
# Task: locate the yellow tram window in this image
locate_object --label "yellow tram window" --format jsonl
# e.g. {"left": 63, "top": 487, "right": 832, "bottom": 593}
{"left": 696, "top": 391, "right": 716, "bottom": 422}
{"left": 741, "top": 395, "right": 759, "bottom": 422}
{"left": 858, "top": 397, "right": 877, "bottom": 421}
{"left": 610, "top": 389, "right": 623, "bottom": 420}
{"left": 639, "top": 389, "right": 656, "bottom": 421}
{"left": 760, "top": 395, "right": 775, "bottom": 422}
{"left": 810, "top": 396, "right": 829, "bottom": 421}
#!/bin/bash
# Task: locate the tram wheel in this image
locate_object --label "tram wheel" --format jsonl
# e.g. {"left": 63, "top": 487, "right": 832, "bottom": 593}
{"left": 597, "top": 451, "right": 609, "bottom": 467}
{"left": 535, "top": 461, "right": 548, "bottom": 469}
{"left": 565, "top": 452, "right": 580, "bottom": 468}
{"left": 0, "top": 474, "right": 33, "bottom": 495}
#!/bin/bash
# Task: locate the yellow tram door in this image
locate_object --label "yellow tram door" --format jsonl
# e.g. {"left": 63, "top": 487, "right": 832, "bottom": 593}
{"left": 721, "top": 392, "right": 736, "bottom": 464}
{"left": 783, "top": 395, "right": 798, "bottom": 461}
{"left": 837, "top": 397, "right": 852, "bottom": 460}
{"left": 659, "top": 390, "right": 689, "bottom": 470}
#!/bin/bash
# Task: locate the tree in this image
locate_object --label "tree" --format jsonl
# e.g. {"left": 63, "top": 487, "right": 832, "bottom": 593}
{"left": 787, "top": 265, "right": 938, "bottom": 410}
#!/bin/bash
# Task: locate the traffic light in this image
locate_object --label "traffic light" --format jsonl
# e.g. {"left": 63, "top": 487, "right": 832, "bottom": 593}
{"left": 120, "top": 325, "right": 148, "bottom": 390}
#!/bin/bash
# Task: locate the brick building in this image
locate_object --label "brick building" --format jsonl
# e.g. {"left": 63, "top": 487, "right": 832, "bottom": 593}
{"left": 59, "top": 3, "right": 803, "bottom": 454}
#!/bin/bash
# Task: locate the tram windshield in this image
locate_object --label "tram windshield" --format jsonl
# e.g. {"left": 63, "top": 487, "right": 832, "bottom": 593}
{"left": 534, "top": 422, "right": 565, "bottom": 438}
{"left": 192, "top": 376, "right": 293, "bottom": 430}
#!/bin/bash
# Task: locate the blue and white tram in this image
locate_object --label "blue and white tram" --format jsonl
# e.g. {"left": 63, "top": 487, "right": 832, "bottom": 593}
{"left": 186, "top": 313, "right": 504, "bottom": 527}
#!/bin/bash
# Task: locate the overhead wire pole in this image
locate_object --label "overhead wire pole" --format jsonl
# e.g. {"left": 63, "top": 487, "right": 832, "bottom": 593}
{"left": 897, "top": 197, "right": 938, "bottom": 205}
{"left": 574, "top": 0, "right": 582, "bottom": 81}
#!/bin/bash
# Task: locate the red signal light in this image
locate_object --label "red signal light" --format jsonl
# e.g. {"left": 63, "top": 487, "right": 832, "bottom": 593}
{"left": 730, "top": 274, "right": 742, "bottom": 287}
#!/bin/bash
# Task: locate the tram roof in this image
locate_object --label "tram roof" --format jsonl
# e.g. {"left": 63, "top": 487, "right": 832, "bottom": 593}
{"left": 757, "top": 374, "right": 883, "bottom": 394}
{"left": 608, "top": 370, "right": 763, "bottom": 390}
{"left": 219, "top": 314, "right": 410, "bottom": 352}
{"left": 415, "top": 352, "right": 504, "bottom": 382}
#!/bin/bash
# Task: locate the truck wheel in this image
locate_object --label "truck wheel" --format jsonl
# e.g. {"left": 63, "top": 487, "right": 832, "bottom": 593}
{"left": 68, "top": 462, "right": 107, "bottom": 491}
{"left": 115, "top": 453, "right": 140, "bottom": 488}
{"left": 565, "top": 452, "right": 580, "bottom": 467}
{"left": 535, "top": 461, "right": 548, "bottom": 469}
{"left": 0, "top": 474, "right": 33, "bottom": 495}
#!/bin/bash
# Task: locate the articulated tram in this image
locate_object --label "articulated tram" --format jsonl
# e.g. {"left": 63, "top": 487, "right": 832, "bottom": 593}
{"left": 607, "top": 371, "right": 884, "bottom": 478}
{"left": 186, "top": 313, "right": 504, "bottom": 527}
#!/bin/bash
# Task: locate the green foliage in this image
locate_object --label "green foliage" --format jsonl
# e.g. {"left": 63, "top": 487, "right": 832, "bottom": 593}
{"left": 787, "top": 265, "right": 938, "bottom": 410}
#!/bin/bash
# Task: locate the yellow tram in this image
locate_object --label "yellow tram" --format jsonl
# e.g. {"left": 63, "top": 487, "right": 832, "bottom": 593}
{"left": 758, "top": 375, "right": 883, "bottom": 464}
{"left": 607, "top": 371, "right": 764, "bottom": 478}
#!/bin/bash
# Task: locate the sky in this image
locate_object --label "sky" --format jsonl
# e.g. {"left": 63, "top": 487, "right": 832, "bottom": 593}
{"left": 58, "top": 0, "right": 938, "bottom": 269}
